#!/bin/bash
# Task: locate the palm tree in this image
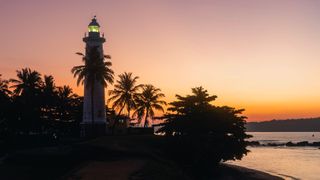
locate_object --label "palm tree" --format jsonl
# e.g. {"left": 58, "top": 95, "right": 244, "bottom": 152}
{"left": 56, "top": 85, "right": 78, "bottom": 122}
{"left": 133, "top": 84, "right": 166, "bottom": 127}
{"left": 72, "top": 46, "right": 114, "bottom": 131}
{"left": 42, "top": 75, "right": 56, "bottom": 95}
{"left": 10, "top": 68, "right": 42, "bottom": 96}
{"left": 0, "top": 75, "right": 11, "bottom": 124}
{"left": 10, "top": 68, "right": 43, "bottom": 132}
{"left": 0, "top": 74, "right": 11, "bottom": 97}
{"left": 108, "top": 72, "right": 142, "bottom": 117}
{"left": 108, "top": 72, "right": 142, "bottom": 133}
{"left": 57, "top": 85, "right": 75, "bottom": 100}
{"left": 41, "top": 75, "right": 57, "bottom": 113}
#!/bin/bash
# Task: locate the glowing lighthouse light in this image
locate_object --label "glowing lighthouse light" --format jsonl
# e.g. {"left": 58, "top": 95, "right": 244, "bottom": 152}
{"left": 88, "top": 16, "right": 100, "bottom": 32}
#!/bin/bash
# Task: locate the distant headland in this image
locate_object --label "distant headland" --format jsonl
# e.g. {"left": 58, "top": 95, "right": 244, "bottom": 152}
{"left": 246, "top": 118, "right": 320, "bottom": 132}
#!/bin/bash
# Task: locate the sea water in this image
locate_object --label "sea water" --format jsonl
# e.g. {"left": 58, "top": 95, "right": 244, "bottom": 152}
{"left": 227, "top": 132, "right": 320, "bottom": 180}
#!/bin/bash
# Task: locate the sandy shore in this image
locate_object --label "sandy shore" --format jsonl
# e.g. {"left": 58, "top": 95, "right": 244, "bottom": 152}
{"left": 64, "top": 159, "right": 282, "bottom": 180}
{"left": 218, "top": 164, "right": 283, "bottom": 180}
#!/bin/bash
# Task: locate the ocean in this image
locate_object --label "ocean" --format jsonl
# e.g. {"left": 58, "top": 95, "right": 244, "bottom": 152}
{"left": 227, "top": 132, "right": 320, "bottom": 180}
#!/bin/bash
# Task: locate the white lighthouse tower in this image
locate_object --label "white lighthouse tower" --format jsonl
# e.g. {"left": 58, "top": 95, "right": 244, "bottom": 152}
{"left": 81, "top": 16, "right": 107, "bottom": 137}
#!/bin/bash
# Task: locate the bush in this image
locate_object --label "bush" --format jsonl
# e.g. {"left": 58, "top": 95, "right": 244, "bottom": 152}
{"left": 157, "top": 87, "right": 251, "bottom": 173}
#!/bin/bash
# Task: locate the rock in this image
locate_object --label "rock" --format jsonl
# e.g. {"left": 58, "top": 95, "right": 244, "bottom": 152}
{"left": 247, "top": 141, "right": 260, "bottom": 146}
{"left": 286, "top": 142, "right": 294, "bottom": 146}
{"left": 247, "top": 140, "right": 320, "bottom": 147}
{"left": 267, "top": 143, "right": 280, "bottom": 146}
{"left": 296, "top": 141, "right": 309, "bottom": 146}
{"left": 312, "top": 141, "right": 320, "bottom": 146}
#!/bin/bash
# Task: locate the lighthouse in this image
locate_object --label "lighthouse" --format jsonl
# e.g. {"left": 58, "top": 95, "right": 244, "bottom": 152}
{"left": 81, "top": 16, "right": 107, "bottom": 137}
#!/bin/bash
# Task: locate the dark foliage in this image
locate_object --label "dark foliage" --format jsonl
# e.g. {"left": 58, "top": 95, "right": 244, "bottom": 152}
{"left": 157, "top": 87, "right": 251, "bottom": 175}
{"left": 133, "top": 84, "right": 166, "bottom": 127}
{"left": 107, "top": 73, "right": 166, "bottom": 130}
{"left": 108, "top": 72, "right": 141, "bottom": 133}
{"left": 0, "top": 69, "right": 83, "bottom": 139}
{"left": 0, "top": 74, "right": 12, "bottom": 135}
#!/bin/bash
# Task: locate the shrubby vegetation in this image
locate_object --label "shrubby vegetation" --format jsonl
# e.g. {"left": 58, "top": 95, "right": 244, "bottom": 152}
{"left": 157, "top": 87, "right": 251, "bottom": 174}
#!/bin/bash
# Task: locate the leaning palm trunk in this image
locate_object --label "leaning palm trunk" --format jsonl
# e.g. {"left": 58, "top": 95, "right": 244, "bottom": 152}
{"left": 144, "top": 108, "right": 149, "bottom": 127}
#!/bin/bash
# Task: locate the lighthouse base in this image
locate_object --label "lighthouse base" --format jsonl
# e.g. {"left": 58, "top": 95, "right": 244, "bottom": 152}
{"left": 80, "top": 122, "right": 106, "bottom": 137}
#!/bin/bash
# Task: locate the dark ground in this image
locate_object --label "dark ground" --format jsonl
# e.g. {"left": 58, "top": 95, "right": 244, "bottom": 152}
{"left": 0, "top": 135, "right": 283, "bottom": 180}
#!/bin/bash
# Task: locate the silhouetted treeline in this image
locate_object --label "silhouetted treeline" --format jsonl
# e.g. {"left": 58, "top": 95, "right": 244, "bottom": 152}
{"left": 246, "top": 118, "right": 320, "bottom": 132}
{"left": 157, "top": 87, "right": 251, "bottom": 177}
{"left": 107, "top": 72, "right": 166, "bottom": 130}
{"left": 72, "top": 46, "right": 167, "bottom": 132}
{"left": 0, "top": 69, "right": 83, "bottom": 138}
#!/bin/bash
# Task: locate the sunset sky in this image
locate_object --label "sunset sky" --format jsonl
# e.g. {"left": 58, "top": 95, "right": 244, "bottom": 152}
{"left": 1, "top": 0, "right": 320, "bottom": 121}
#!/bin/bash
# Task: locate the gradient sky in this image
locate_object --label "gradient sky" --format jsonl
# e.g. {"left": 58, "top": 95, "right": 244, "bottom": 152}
{"left": 1, "top": 0, "right": 320, "bottom": 121}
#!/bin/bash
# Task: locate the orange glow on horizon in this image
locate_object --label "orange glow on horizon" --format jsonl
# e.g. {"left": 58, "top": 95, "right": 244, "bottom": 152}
{"left": 2, "top": 0, "right": 320, "bottom": 121}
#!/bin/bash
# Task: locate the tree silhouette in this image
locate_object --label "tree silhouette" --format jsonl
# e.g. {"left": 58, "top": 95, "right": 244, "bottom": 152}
{"left": 42, "top": 75, "right": 56, "bottom": 97}
{"left": 0, "top": 74, "right": 11, "bottom": 97}
{"left": 108, "top": 72, "right": 142, "bottom": 133}
{"left": 108, "top": 72, "right": 142, "bottom": 116}
{"left": 72, "top": 47, "right": 114, "bottom": 134}
{"left": 133, "top": 84, "right": 166, "bottom": 127}
{"left": 56, "top": 85, "right": 79, "bottom": 122}
{"left": 52, "top": 85, "right": 82, "bottom": 135}
{"left": 168, "top": 86, "right": 217, "bottom": 116}
{"left": 41, "top": 75, "right": 57, "bottom": 122}
{"left": 158, "top": 87, "right": 250, "bottom": 173}
{"left": 10, "top": 68, "right": 43, "bottom": 132}
{"left": 0, "top": 75, "right": 11, "bottom": 134}
{"left": 0, "top": 68, "right": 84, "bottom": 138}
{"left": 10, "top": 68, "right": 42, "bottom": 96}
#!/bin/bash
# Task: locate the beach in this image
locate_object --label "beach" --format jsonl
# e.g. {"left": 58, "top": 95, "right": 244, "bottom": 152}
{"left": 65, "top": 159, "right": 283, "bottom": 180}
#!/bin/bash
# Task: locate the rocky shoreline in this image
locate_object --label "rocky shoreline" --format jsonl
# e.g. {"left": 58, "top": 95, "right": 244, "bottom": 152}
{"left": 247, "top": 140, "right": 320, "bottom": 148}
